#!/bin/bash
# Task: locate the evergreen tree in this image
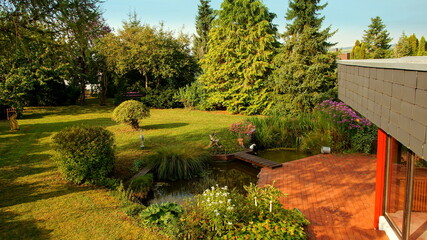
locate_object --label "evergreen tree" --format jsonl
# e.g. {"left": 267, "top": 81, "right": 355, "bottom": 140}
{"left": 198, "top": 0, "right": 278, "bottom": 115}
{"left": 362, "top": 16, "right": 392, "bottom": 59}
{"left": 394, "top": 33, "right": 411, "bottom": 58}
{"left": 270, "top": 0, "right": 337, "bottom": 115}
{"left": 193, "top": 0, "right": 215, "bottom": 60}
{"left": 350, "top": 40, "right": 360, "bottom": 59}
{"left": 417, "top": 36, "right": 427, "bottom": 56}
{"left": 407, "top": 34, "right": 419, "bottom": 56}
{"left": 350, "top": 40, "right": 367, "bottom": 59}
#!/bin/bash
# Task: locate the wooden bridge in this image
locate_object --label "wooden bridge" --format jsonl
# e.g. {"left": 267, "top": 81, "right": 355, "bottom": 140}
{"left": 233, "top": 151, "right": 282, "bottom": 169}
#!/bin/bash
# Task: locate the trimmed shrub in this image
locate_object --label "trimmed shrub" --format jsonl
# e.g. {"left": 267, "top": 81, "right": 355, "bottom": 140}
{"left": 112, "top": 100, "right": 150, "bottom": 130}
{"left": 146, "top": 146, "right": 209, "bottom": 181}
{"left": 52, "top": 126, "right": 115, "bottom": 184}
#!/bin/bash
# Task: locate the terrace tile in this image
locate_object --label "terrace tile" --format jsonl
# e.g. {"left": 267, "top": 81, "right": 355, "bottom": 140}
{"left": 258, "top": 154, "right": 388, "bottom": 240}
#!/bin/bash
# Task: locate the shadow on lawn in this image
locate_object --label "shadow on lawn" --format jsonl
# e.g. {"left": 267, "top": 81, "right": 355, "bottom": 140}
{"left": 0, "top": 118, "right": 113, "bottom": 208}
{"left": 0, "top": 153, "right": 92, "bottom": 208}
{"left": 21, "top": 103, "right": 115, "bottom": 120}
{"left": 0, "top": 210, "right": 53, "bottom": 239}
{"left": 142, "top": 122, "right": 189, "bottom": 130}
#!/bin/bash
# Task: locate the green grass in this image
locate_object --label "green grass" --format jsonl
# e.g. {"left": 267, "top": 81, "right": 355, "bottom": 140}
{"left": 0, "top": 99, "right": 245, "bottom": 239}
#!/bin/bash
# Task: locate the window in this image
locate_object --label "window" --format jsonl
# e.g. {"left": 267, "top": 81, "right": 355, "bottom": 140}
{"left": 384, "top": 137, "right": 427, "bottom": 240}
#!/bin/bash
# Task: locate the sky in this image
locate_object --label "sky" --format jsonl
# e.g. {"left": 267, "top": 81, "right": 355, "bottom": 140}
{"left": 101, "top": 0, "right": 427, "bottom": 48}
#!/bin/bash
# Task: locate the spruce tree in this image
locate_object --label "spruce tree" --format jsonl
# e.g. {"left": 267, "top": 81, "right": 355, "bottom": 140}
{"left": 417, "top": 36, "right": 427, "bottom": 56}
{"left": 193, "top": 0, "right": 215, "bottom": 60}
{"left": 198, "top": 0, "right": 278, "bottom": 115}
{"left": 362, "top": 16, "right": 392, "bottom": 59}
{"left": 270, "top": 0, "right": 337, "bottom": 115}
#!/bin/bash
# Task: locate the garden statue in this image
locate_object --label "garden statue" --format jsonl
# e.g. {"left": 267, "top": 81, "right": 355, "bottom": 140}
{"left": 209, "top": 132, "right": 222, "bottom": 148}
{"left": 139, "top": 129, "right": 145, "bottom": 148}
{"left": 249, "top": 144, "right": 257, "bottom": 152}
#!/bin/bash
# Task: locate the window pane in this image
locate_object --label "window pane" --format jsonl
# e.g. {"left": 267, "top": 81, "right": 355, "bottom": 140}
{"left": 409, "top": 155, "right": 427, "bottom": 240}
{"left": 386, "top": 140, "right": 408, "bottom": 233}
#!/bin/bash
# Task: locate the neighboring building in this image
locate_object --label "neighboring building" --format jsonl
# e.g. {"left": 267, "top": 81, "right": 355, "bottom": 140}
{"left": 337, "top": 52, "right": 350, "bottom": 60}
{"left": 338, "top": 57, "right": 427, "bottom": 240}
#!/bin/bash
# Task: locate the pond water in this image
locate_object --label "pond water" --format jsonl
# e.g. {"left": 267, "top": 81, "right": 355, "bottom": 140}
{"left": 257, "top": 149, "right": 311, "bottom": 163}
{"left": 146, "top": 149, "right": 311, "bottom": 204}
{"left": 147, "top": 160, "right": 260, "bottom": 205}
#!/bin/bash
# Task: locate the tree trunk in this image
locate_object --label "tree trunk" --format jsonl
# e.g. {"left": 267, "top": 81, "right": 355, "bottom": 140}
{"left": 79, "top": 82, "right": 86, "bottom": 105}
{"left": 144, "top": 74, "right": 148, "bottom": 89}
{"left": 99, "top": 71, "right": 107, "bottom": 106}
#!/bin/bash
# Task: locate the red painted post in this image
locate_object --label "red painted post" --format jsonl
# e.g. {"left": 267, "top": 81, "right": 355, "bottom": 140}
{"left": 374, "top": 128, "right": 387, "bottom": 229}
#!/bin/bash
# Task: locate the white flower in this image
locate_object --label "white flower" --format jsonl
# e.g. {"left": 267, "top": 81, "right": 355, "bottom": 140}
{"left": 219, "top": 200, "right": 223, "bottom": 204}
{"left": 227, "top": 199, "right": 231, "bottom": 203}
{"left": 227, "top": 222, "right": 233, "bottom": 225}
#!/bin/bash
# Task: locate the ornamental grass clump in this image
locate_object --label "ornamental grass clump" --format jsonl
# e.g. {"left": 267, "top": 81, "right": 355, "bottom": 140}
{"left": 52, "top": 126, "right": 115, "bottom": 184}
{"left": 112, "top": 100, "right": 150, "bottom": 130}
{"left": 146, "top": 146, "right": 210, "bottom": 181}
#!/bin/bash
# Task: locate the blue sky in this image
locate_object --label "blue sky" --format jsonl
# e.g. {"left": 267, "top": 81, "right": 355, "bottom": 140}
{"left": 102, "top": 0, "right": 427, "bottom": 48}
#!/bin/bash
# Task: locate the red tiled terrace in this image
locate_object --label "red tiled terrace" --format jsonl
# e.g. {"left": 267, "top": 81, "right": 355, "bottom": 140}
{"left": 258, "top": 154, "right": 389, "bottom": 240}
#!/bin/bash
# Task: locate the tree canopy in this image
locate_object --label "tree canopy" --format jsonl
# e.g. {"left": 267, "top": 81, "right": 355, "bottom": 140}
{"left": 193, "top": 0, "right": 215, "bottom": 60}
{"left": 0, "top": 0, "right": 108, "bottom": 109}
{"left": 96, "top": 16, "right": 198, "bottom": 92}
{"left": 270, "top": 0, "right": 337, "bottom": 115}
{"left": 198, "top": 0, "right": 279, "bottom": 115}
{"left": 362, "top": 16, "right": 392, "bottom": 59}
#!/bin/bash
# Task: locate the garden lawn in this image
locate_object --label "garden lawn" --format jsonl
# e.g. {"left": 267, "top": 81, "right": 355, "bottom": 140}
{"left": 0, "top": 100, "right": 245, "bottom": 239}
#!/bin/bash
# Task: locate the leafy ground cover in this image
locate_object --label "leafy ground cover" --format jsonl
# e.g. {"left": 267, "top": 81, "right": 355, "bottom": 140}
{"left": 0, "top": 99, "right": 245, "bottom": 239}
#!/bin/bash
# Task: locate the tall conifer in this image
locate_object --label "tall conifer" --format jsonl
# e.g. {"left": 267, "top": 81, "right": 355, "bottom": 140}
{"left": 193, "top": 0, "right": 215, "bottom": 60}
{"left": 417, "top": 36, "right": 427, "bottom": 56}
{"left": 270, "top": 0, "right": 337, "bottom": 115}
{"left": 198, "top": 0, "right": 278, "bottom": 114}
{"left": 362, "top": 16, "right": 392, "bottom": 59}
{"left": 407, "top": 34, "right": 419, "bottom": 56}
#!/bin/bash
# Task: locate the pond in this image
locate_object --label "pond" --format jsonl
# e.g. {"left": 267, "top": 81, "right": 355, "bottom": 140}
{"left": 257, "top": 148, "right": 311, "bottom": 163}
{"left": 146, "top": 149, "right": 311, "bottom": 204}
{"left": 147, "top": 160, "right": 260, "bottom": 205}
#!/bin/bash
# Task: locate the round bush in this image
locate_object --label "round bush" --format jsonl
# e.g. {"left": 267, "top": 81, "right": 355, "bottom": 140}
{"left": 112, "top": 100, "right": 150, "bottom": 130}
{"left": 53, "top": 126, "right": 115, "bottom": 184}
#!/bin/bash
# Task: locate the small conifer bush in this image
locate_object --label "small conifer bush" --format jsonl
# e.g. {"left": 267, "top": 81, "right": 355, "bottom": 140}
{"left": 53, "top": 126, "right": 115, "bottom": 184}
{"left": 112, "top": 100, "right": 150, "bottom": 130}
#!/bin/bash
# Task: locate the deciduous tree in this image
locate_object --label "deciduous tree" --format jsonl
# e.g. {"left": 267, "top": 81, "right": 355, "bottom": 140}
{"left": 96, "top": 16, "right": 197, "bottom": 92}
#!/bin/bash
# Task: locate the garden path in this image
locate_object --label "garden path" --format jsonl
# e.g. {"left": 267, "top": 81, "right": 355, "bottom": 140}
{"left": 258, "top": 154, "right": 389, "bottom": 240}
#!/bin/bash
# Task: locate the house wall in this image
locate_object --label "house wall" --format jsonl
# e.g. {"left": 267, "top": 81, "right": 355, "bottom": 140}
{"left": 337, "top": 58, "right": 427, "bottom": 159}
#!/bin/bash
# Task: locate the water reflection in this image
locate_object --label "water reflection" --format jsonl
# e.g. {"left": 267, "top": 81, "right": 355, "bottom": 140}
{"left": 257, "top": 149, "right": 311, "bottom": 163}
